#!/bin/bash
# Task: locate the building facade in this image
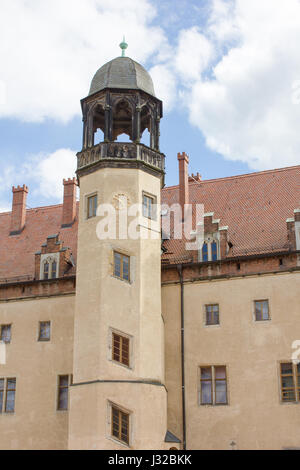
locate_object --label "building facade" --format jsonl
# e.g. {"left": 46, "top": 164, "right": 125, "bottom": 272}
{"left": 0, "top": 50, "right": 299, "bottom": 450}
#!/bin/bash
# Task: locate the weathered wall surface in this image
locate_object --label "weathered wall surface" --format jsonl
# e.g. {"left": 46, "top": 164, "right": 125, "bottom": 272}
{"left": 162, "top": 271, "right": 300, "bottom": 450}
{"left": 0, "top": 294, "right": 74, "bottom": 450}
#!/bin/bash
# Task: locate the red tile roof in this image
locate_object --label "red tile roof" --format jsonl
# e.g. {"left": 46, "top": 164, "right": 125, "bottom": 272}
{"left": 0, "top": 203, "right": 79, "bottom": 282}
{"left": 0, "top": 165, "right": 299, "bottom": 280}
{"left": 161, "top": 165, "right": 300, "bottom": 263}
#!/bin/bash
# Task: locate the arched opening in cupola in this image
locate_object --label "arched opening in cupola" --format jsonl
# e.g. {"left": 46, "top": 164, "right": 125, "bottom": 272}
{"left": 140, "top": 104, "right": 152, "bottom": 148}
{"left": 113, "top": 99, "right": 133, "bottom": 142}
{"left": 92, "top": 103, "right": 105, "bottom": 145}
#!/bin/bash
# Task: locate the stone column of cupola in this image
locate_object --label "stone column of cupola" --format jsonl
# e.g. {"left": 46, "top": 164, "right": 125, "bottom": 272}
{"left": 134, "top": 105, "right": 141, "bottom": 143}
{"left": 155, "top": 116, "right": 160, "bottom": 151}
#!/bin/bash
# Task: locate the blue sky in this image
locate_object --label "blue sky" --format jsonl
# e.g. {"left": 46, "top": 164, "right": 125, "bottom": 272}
{"left": 1, "top": 0, "right": 300, "bottom": 210}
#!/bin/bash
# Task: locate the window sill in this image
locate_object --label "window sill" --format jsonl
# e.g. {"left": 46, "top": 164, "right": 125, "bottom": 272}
{"left": 107, "top": 436, "right": 130, "bottom": 449}
{"left": 111, "top": 275, "right": 131, "bottom": 285}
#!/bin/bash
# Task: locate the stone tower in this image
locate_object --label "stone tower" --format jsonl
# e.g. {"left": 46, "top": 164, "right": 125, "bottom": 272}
{"left": 68, "top": 43, "right": 170, "bottom": 449}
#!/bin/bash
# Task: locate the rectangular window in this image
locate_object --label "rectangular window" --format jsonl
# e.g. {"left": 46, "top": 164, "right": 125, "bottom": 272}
{"left": 0, "top": 325, "right": 11, "bottom": 343}
{"left": 114, "top": 252, "right": 130, "bottom": 282}
{"left": 200, "top": 366, "right": 228, "bottom": 405}
{"left": 38, "top": 321, "right": 51, "bottom": 342}
{"left": 255, "top": 300, "right": 270, "bottom": 321}
{"left": 112, "top": 333, "right": 130, "bottom": 367}
{"left": 111, "top": 406, "right": 129, "bottom": 445}
{"left": 0, "top": 379, "right": 4, "bottom": 413}
{"left": 205, "top": 305, "right": 219, "bottom": 326}
{"left": 143, "top": 194, "right": 155, "bottom": 219}
{"left": 57, "top": 375, "right": 71, "bottom": 411}
{"left": 280, "top": 363, "right": 300, "bottom": 403}
{"left": 87, "top": 194, "right": 97, "bottom": 219}
{"left": 5, "top": 378, "right": 16, "bottom": 413}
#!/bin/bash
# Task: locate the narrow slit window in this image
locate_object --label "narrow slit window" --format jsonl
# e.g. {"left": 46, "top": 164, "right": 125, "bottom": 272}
{"left": 39, "top": 321, "right": 51, "bottom": 342}
{"left": 112, "top": 333, "right": 130, "bottom": 367}
{"left": 0, "top": 325, "right": 11, "bottom": 344}
{"left": 111, "top": 406, "right": 129, "bottom": 445}
{"left": 114, "top": 252, "right": 130, "bottom": 282}
{"left": 57, "top": 375, "right": 70, "bottom": 411}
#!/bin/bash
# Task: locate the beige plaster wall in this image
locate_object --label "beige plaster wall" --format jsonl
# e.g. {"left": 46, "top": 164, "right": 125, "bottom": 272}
{"left": 0, "top": 294, "right": 74, "bottom": 450}
{"left": 162, "top": 271, "right": 300, "bottom": 450}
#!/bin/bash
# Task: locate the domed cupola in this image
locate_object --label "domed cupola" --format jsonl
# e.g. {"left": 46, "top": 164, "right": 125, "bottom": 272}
{"left": 77, "top": 39, "right": 165, "bottom": 185}
{"left": 89, "top": 57, "right": 156, "bottom": 97}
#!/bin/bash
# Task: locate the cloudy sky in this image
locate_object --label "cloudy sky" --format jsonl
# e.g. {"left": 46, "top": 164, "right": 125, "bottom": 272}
{"left": 1, "top": 0, "right": 300, "bottom": 211}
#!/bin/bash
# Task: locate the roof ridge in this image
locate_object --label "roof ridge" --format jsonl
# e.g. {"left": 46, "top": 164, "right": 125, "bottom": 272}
{"left": 162, "top": 164, "right": 300, "bottom": 191}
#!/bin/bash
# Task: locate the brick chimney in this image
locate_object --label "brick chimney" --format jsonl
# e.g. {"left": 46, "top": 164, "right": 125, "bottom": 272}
{"left": 178, "top": 152, "right": 189, "bottom": 220}
{"left": 62, "top": 178, "right": 77, "bottom": 228}
{"left": 10, "top": 185, "right": 28, "bottom": 235}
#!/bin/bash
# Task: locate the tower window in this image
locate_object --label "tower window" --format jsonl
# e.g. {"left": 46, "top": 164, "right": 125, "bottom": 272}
{"left": 205, "top": 305, "right": 219, "bottom": 326}
{"left": 112, "top": 333, "right": 130, "bottom": 367}
{"left": 111, "top": 405, "right": 130, "bottom": 445}
{"left": 254, "top": 300, "right": 270, "bottom": 321}
{"left": 38, "top": 321, "right": 51, "bottom": 342}
{"left": 0, "top": 325, "right": 11, "bottom": 344}
{"left": 280, "top": 363, "right": 300, "bottom": 403}
{"left": 114, "top": 252, "right": 130, "bottom": 282}
{"left": 142, "top": 193, "right": 155, "bottom": 219}
{"left": 200, "top": 366, "right": 227, "bottom": 405}
{"left": 87, "top": 194, "right": 98, "bottom": 219}
{"left": 57, "top": 375, "right": 72, "bottom": 411}
{"left": 0, "top": 378, "right": 16, "bottom": 413}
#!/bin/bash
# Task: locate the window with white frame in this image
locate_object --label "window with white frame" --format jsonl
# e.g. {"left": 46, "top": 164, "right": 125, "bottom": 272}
{"left": 200, "top": 238, "right": 219, "bottom": 262}
{"left": 40, "top": 254, "right": 59, "bottom": 280}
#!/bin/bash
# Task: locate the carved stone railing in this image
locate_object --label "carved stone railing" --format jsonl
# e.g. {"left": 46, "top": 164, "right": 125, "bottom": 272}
{"left": 77, "top": 142, "right": 165, "bottom": 173}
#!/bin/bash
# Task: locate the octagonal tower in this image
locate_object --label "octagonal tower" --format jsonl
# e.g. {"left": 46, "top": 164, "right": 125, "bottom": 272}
{"left": 68, "top": 43, "right": 172, "bottom": 450}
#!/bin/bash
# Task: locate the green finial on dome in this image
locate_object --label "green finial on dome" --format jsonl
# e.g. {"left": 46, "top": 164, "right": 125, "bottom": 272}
{"left": 119, "top": 36, "right": 128, "bottom": 57}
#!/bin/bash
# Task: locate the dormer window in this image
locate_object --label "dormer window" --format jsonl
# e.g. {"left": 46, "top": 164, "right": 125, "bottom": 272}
{"left": 200, "top": 238, "right": 220, "bottom": 262}
{"left": 40, "top": 255, "right": 59, "bottom": 280}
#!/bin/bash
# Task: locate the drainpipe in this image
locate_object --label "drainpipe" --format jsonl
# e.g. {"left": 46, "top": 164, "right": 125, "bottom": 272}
{"left": 177, "top": 264, "right": 186, "bottom": 450}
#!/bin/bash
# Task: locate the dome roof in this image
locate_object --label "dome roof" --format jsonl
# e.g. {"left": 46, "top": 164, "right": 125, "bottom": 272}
{"left": 89, "top": 56, "right": 155, "bottom": 97}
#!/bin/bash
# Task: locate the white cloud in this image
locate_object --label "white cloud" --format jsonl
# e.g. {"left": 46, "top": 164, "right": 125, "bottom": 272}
{"left": 1, "top": 0, "right": 300, "bottom": 173}
{"left": 175, "top": 27, "right": 215, "bottom": 82}
{"left": 0, "top": 0, "right": 168, "bottom": 123}
{"left": 176, "top": 0, "right": 300, "bottom": 170}
{"left": 29, "top": 149, "right": 77, "bottom": 200}
{"left": 149, "top": 65, "right": 177, "bottom": 111}
{"left": 0, "top": 149, "right": 77, "bottom": 210}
